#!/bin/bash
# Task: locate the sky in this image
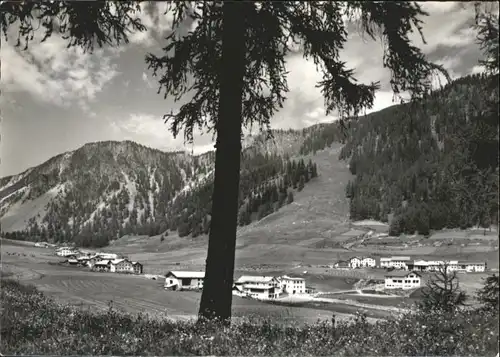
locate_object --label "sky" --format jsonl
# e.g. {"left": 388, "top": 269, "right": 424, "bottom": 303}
{"left": 0, "top": 1, "right": 493, "bottom": 177}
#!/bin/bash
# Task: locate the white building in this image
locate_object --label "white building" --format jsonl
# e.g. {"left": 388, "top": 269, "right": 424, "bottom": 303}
{"left": 56, "top": 247, "right": 79, "bottom": 257}
{"left": 461, "top": 262, "right": 486, "bottom": 272}
{"left": 164, "top": 271, "right": 205, "bottom": 291}
{"left": 349, "top": 256, "right": 376, "bottom": 268}
{"left": 279, "top": 275, "right": 306, "bottom": 294}
{"left": 408, "top": 260, "right": 486, "bottom": 273}
{"left": 384, "top": 271, "right": 422, "bottom": 290}
{"left": 234, "top": 276, "right": 281, "bottom": 299}
{"left": 110, "top": 259, "right": 134, "bottom": 273}
{"left": 380, "top": 257, "right": 392, "bottom": 268}
{"left": 349, "top": 257, "right": 363, "bottom": 268}
{"left": 93, "top": 260, "right": 111, "bottom": 272}
{"left": 95, "top": 253, "right": 118, "bottom": 260}
{"left": 388, "top": 256, "right": 412, "bottom": 270}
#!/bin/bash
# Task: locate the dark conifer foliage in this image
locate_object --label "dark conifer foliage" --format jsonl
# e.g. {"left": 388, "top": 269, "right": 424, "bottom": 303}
{"left": 338, "top": 74, "right": 499, "bottom": 235}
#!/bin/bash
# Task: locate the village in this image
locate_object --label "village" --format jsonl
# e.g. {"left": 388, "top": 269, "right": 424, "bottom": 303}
{"left": 50, "top": 245, "right": 144, "bottom": 275}
{"left": 45, "top": 243, "right": 488, "bottom": 302}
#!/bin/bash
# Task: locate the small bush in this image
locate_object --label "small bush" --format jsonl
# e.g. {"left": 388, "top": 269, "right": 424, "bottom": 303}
{"left": 1, "top": 279, "right": 498, "bottom": 356}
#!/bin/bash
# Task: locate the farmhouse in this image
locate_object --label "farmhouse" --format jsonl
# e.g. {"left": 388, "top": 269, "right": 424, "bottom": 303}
{"left": 408, "top": 259, "right": 431, "bottom": 271}
{"left": 110, "top": 259, "right": 134, "bottom": 273}
{"left": 234, "top": 276, "right": 281, "bottom": 299}
{"left": 349, "top": 256, "right": 376, "bottom": 268}
{"left": 95, "top": 253, "right": 119, "bottom": 260}
{"left": 93, "top": 260, "right": 111, "bottom": 272}
{"left": 279, "top": 275, "right": 306, "bottom": 294}
{"left": 56, "top": 247, "right": 79, "bottom": 257}
{"left": 380, "top": 257, "right": 392, "bottom": 268}
{"left": 406, "top": 259, "right": 487, "bottom": 273}
{"left": 460, "top": 261, "right": 486, "bottom": 272}
{"left": 380, "top": 256, "right": 412, "bottom": 270}
{"left": 76, "top": 256, "right": 90, "bottom": 267}
{"left": 385, "top": 271, "right": 421, "bottom": 290}
{"left": 164, "top": 271, "right": 205, "bottom": 291}
{"left": 389, "top": 256, "right": 412, "bottom": 270}
{"left": 132, "top": 262, "right": 143, "bottom": 274}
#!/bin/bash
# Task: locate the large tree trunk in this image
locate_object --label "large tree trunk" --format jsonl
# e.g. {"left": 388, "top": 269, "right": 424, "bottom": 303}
{"left": 198, "top": 1, "right": 247, "bottom": 323}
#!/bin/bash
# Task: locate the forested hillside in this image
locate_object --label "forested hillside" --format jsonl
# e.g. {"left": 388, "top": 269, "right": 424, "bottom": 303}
{"left": 338, "top": 73, "right": 499, "bottom": 235}
{"left": 0, "top": 134, "right": 318, "bottom": 247}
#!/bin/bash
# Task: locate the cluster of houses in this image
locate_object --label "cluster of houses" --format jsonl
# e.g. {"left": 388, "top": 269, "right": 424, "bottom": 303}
{"left": 380, "top": 256, "right": 487, "bottom": 273}
{"left": 334, "top": 255, "right": 486, "bottom": 273}
{"left": 332, "top": 255, "right": 487, "bottom": 291}
{"left": 164, "top": 271, "right": 313, "bottom": 300}
{"left": 55, "top": 246, "right": 143, "bottom": 275}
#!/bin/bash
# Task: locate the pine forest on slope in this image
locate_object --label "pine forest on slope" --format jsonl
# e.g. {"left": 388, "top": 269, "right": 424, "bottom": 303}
{"left": 0, "top": 73, "right": 498, "bottom": 247}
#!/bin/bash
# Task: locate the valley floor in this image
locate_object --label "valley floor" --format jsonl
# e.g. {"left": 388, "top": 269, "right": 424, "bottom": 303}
{"left": 2, "top": 236, "right": 496, "bottom": 325}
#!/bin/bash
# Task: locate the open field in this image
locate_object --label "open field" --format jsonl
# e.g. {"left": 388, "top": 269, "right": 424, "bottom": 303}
{"left": 1, "top": 240, "right": 381, "bottom": 325}
{"left": 2, "top": 236, "right": 494, "bottom": 326}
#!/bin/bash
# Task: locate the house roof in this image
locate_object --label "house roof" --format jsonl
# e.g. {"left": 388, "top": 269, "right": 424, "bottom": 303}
{"left": 281, "top": 275, "right": 305, "bottom": 281}
{"left": 350, "top": 256, "right": 373, "bottom": 261}
{"left": 95, "top": 260, "right": 110, "bottom": 265}
{"left": 385, "top": 271, "right": 421, "bottom": 278}
{"left": 235, "top": 275, "right": 277, "bottom": 284}
{"left": 390, "top": 256, "right": 412, "bottom": 261}
{"left": 459, "top": 261, "right": 485, "bottom": 265}
{"left": 96, "top": 253, "right": 118, "bottom": 257}
{"left": 110, "top": 259, "right": 131, "bottom": 265}
{"left": 243, "top": 284, "right": 274, "bottom": 290}
{"left": 166, "top": 271, "right": 205, "bottom": 279}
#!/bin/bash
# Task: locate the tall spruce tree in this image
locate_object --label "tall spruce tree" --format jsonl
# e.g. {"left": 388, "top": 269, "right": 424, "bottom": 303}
{"left": 3, "top": 1, "right": 449, "bottom": 323}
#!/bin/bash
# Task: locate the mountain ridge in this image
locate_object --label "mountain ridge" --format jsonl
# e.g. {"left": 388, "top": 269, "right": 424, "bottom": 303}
{"left": 1, "top": 73, "right": 498, "bottom": 246}
{"left": 0, "top": 131, "right": 323, "bottom": 246}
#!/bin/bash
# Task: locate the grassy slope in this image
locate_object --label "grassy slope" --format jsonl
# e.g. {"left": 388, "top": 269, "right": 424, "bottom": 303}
{"left": 107, "top": 143, "right": 355, "bottom": 270}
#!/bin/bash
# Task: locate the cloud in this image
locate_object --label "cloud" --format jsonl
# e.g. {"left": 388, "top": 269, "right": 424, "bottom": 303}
{"left": 108, "top": 113, "right": 214, "bottom": 153}
{"left": 269, "top": 1, "right": 482, "bottom": 130}
{"left": 1, "top": 30, "right": 119, "bottom": 113}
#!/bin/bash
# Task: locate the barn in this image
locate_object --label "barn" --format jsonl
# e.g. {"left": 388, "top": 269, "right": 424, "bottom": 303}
{"left": 164, "top": 271, "right": 205, "bottom": 291}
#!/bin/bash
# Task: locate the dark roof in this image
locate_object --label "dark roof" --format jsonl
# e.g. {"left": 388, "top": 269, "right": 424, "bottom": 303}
{"left": 385, "top": 270, "right": 421, "bottom": 278}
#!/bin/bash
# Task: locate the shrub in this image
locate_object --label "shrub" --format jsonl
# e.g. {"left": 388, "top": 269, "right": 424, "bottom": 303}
{"left": 1, "top": 279, "right": 498, "bottom": 356}
{"left": 419, "top": 264, "right": 467, "bottom": 313}
{"left": 476, "top": 274, "right": 499, "bottom": 311}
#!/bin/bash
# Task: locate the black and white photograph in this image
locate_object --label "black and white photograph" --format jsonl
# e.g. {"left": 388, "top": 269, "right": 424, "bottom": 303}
{"left": 0, "top": 1, "right": 498, "bottom": 355}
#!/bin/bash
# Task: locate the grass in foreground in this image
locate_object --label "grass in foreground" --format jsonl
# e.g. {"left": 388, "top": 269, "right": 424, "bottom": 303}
{"left": 1, "top": 279, "right": 498, "bottom": 356}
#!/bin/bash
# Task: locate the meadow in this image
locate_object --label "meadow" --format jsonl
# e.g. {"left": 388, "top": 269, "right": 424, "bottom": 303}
{"left": 1, "top": 239, "right": 380, "bottom": 325}
{"left": 1, "top": 278, "right": 498, "bottom": 356}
